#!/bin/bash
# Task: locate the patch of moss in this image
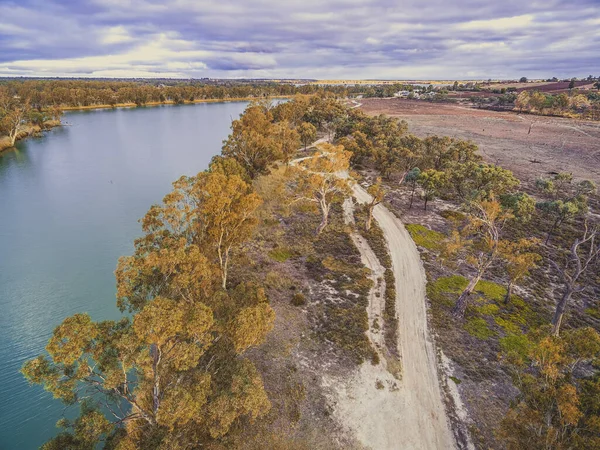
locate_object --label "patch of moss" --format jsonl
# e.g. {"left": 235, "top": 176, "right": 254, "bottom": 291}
{"left": 405, "top": 224, "right": 445, "bottom": 251}
{"left": 499, "top": 334, "right": 532, "bottom": 359}
{"left": 269, "top": 247, "right": 294, "bottom": 262}
{"left": 476, "top": 303, "right": 500, "bottom": 316}
{"left": 439, "top": 209, "right": 467, "bottom": 223}
{"left": 474, "top": 280, "right": 507, "bottom": 302}
{"left": 427, "top": 275, "right": 468, "bottom": 307}
{"left": 585, "top": 308, "right": 600, "bottom": 320}
{"left": 464, "top": 317, "right": 495, "bottom": 340}
{"left": 494, "top": 317, "right": 522, "bottom": 334}
{"left": 449, "top": 376, "right": 462, "bottom": 385}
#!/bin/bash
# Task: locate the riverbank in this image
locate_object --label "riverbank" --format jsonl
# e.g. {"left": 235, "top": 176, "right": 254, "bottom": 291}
{"left": 1, "top": 96, "right": 286, "bottom": 153}
{"left": 61, "top": 95, "right": 291, "bottom": 111}
{"left": 0, "top": 120, "right": 62, "bottom": 153}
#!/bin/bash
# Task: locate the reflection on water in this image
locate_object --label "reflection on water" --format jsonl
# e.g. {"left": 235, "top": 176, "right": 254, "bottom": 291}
{"left": 0, "top": 101, "right": 248, "bottom": 449}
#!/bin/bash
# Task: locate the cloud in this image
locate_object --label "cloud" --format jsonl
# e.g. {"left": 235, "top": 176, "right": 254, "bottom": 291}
{"left": 0, "top": 0, "right": 598, "bottom": 79}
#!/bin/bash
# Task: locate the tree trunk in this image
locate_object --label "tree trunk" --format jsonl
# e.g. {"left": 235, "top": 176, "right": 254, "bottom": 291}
{"left": 317, "top": 202, "right": 329, "bottom": 235}
{"left": 366, "top": 206, "right": 374, "bottom": 231}
{"left": 552, "top": 287, "right": 573, "bottom": 337}
{"left": 545, "top": 216, "right": 562, "bottom": 245}
{"left": 221, "top": 250, "right": 229, "bottom": 289}
{"left": 452, "top": 273, "right": 482, "bottom": 318}
{"left": 504, "top": 281, "right": 513, "bottom": 304}
{"left": 424, "top": 196, "right": 428, "bottom": 211}
{"left": 409, "top": 186, "right": 415, "bottom": 209}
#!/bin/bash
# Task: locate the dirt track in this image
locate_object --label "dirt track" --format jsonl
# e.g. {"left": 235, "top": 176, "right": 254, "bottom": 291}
{"left": 359, "top": 99, "right": 600, "bottom": 186}
{"left": 327, "top": 185, "right": 455, "bottom": 450}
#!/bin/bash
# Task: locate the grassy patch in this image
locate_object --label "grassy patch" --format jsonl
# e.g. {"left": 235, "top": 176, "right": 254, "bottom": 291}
{"left": 475, "top": 280, "right": 507, "bottom": 302}
{"left": 427, "top": 275, "right": 468, "bottom": 307}
{"left": 405, "top": 223, "right": 445, "bottom": 251}
{"left": 465, "top": 317, "right": 496, "bottom": 340}
{"left": 499, "top": 334, "right": 532, "bottom": 360}
{"left": 269, "top": 247, "right": 294, "bottom": 262}
{"left": 439, "top": 209, "right": 467, "bottom": 224}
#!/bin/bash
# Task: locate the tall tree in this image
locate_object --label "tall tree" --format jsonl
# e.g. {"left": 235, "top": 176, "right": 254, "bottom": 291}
{"left": 292, "top": 143, "right": 352, "bottom": 235}
{"left": 549, "top": 224, "right": 600, "bottom": 336}
{"left": 273, "top": 121, "right": 300, "bottom": 165}
{"left": 450, "top": 197, "right": 513, "bottom": 318}
{"left": 119, "top": 170, "right": 261, "bottom": 296}
{"left": 499, "top": 327, "right": 600, "bottom": 449}
{"left": 499, "top": 238, "right": 541, "bottom": 304}
{"left": 536, "top": 173, "right": 596, "bottom": 243}
{"left": 405, "top": 167, "right": 421, "bottom": 209}
{"left": 298, "top": 121, "right": 317, "bottom": 150}
{"left": 417, "top": 169, "right": 446, "bottom": 210}
{"left": 222, "top": 105, "right": 281, "bottom": 178}
{"left": 0, "top": 94, "right": 32, "bottom": 147}
{"left": 23, "top": 171, "right": 275, "bottom": 449}
{"left": 365, "top": 178, "right": 385, "bottom": 231}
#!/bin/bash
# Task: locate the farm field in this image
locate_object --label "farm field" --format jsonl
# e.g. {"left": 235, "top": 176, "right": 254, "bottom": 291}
{"left": 359, "top": 98, "right": 600, "bottom": 187}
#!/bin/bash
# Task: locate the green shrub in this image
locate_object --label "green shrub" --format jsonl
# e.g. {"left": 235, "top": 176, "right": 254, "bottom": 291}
{"left": 291, "top": 293, "right": 307, "bottom": 306}
{"left": 449, "top": 376, "right": 462, "bottom": 385}
{"left": 269, "top": 247, "right": 294, "bottom": 262}
{"left": 405, "top": 224, "right": 445, "bottom": 251}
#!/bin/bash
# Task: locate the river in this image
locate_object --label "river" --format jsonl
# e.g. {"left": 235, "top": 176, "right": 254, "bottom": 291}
{"left": 0, "top": 101, "right": 249, "bottom": 449}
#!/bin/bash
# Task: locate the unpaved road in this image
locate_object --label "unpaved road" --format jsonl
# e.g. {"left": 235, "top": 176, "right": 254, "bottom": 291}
{"left": 294, "top": 146, "right": 455, "bottom": 449}
{"left": 327, "top": 187, "right": 455, "bottom": 450}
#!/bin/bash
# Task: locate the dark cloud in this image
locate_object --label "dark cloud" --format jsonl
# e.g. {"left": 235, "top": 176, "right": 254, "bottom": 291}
{"left": 0, "top": 0, "right": 598, "bottom": 78}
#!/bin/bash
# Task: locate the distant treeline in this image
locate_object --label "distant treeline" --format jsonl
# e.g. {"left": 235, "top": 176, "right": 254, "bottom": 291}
{"left": 0, "top": 79, "right": 362, "bottom": 109}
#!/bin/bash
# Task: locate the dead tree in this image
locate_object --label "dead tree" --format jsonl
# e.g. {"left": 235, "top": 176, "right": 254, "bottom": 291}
{"left": 550, "top": 223, "right": 600, "bottom": 336}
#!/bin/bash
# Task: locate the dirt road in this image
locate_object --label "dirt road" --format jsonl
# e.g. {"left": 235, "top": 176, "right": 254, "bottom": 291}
{"left": 326, "top": 188, "right": 455, "bottom": 450}
{"left": 294, "top": 146, "right": 455, "bottom": 449}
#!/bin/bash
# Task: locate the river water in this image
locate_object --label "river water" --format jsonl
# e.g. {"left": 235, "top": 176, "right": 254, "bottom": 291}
{"left": 0, "top": 101, "right": 249, "bottom": 449}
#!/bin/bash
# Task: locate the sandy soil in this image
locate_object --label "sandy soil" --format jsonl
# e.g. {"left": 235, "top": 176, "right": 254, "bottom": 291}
{"left": 359, "top": 98, "right": 600, "bottom": 186}
{"left": 324, "top": 185, "right": 455, "bottom": 450}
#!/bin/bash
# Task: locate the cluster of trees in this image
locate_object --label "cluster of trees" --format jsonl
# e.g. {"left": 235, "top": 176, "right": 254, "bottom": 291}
{"left": 515, "top": 90, "right": 600, "bottom": 119}
{"left": 23, "top": 160, "right": 278, "bottom": 449}
{"left": 500, "top": 327, "right": 600, "bottom": 449}
{"left": 0, "top": 87, "right": 62, "bottom": 147}
{"left": 0, "top": 79, "right": 370, "bottom": 110}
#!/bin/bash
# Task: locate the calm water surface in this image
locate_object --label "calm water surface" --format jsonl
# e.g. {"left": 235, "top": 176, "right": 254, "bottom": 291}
{"left": 0, "top": 101, "right": 249, "bottom": 449}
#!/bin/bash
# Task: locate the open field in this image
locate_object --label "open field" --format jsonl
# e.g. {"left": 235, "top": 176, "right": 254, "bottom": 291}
{"left": 359, "top": 98, "right": 600, "bottom": 186}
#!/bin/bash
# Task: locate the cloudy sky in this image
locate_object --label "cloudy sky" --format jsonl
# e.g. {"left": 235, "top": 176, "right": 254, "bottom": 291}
{"left": 0, "top": 0, "right": 598, "bottom": 79}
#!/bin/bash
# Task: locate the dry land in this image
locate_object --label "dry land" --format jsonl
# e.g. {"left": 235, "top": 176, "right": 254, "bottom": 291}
{"left": 359, "top": 98, "right": 600, "bottom": 187}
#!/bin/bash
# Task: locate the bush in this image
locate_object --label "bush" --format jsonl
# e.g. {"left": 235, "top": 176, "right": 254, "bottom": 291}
{"left": 291, "top": 293, "right": 306, "bottom": 306}
{"left": 269, "top": 247, "right": 294, "bottom": 262}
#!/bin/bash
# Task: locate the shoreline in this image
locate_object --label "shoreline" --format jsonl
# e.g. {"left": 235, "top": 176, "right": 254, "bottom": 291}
{"left": 1, "top": 96, "right": 288, "bottom": 153}
{"left": 0, "top": 120, "right": 61, "bottom": 153}
{"left": 61, "top": 95, "right": 291, "bottom": 112}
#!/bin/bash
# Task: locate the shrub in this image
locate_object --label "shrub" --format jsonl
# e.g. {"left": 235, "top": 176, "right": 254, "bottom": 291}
{"left": 291, "top": 293, "right": 307, "bottom": 306}
{"left": 269, "top": 247, "right": 294, "bottom": 262}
